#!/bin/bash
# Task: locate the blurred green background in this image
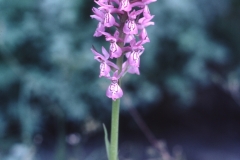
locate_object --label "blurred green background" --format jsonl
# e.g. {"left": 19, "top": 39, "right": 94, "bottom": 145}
{"left": 0, "top": 0, "right": 240, "bottom": 160}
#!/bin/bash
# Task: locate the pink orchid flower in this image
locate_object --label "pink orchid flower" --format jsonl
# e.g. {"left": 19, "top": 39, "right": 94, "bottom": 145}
{"left": 126, "top": 39, "right": 145, "bottom": 67}
{"left": 106, "top": 71, "right": 123, "bottom": 100}
{"left": 90, "top": 5, "right": 118, "bottom": 28}
{"left": 123, "top": 9, "right": 143, "bottom": 35}
{"left": 91, "top": 46, "right": 119, "bottom": 77}
{"left": 100, "top": 31, "right": 123, "bottom": 58}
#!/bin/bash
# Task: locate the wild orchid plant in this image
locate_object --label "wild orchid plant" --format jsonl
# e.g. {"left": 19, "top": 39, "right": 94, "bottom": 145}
{"left": 90, "top": 0, "right": 156, "bottom": 159}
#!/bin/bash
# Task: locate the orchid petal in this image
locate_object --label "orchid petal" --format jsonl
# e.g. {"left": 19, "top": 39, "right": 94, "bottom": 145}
{"left": 104, "top": 12, "right": 116, "bottom": 27}
{"left": 94, "top": 22, "right": 105, "bottom": 37}
{"left": 106, "top": 61, "right": 119, "bottom": 70}
{"left": 127, "top": 50, "right": 144, "bottom": 67}
{"left": 124, "top": 34, "right": 135, "bottom": 44}
{"left": 91, "top": 47, "right": 104, "bottom": 60}
{"left": 102, "top": 46, "right": 110, "bottom": 59}
{"left": 106, "top": 82, "right": 123, "bottom": 100}
{"left": 113, "top": 70, "right": 119, "bottom": 79}
{"left": 123, "top": 20, "right": 138, "bottom": 35}
{"left": 128, "top": 65, "right": 140, "bottom": 75}
{"left": 110, "top": 42, "right": 122, "bottom": 58}
{"left": 92, "top": 7, "right": 104, "bottom": 18}
{"left": 100, "top": 62, "right": 111, "bottom": 77}
{"left": 139, "top": 28, "right": 150, "bottom": 44}
{"left": 90, "top": 15, "right": 104, "bottom": 22}
{"left": 142, "top": 0, "right": 157, "bottom": 5}
{"left": 119, "top": 0, "right": 132, "bottom": 12}
{"left": 113, "top": 30, "right": 119, "bottom": 39}
{"left": 143, "top": 5, "right": 152, "bottom": 19}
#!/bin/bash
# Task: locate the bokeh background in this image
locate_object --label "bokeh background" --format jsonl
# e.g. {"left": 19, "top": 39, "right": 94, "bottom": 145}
{"left": 0, "top": 0, "right": 240, "bottom": 160}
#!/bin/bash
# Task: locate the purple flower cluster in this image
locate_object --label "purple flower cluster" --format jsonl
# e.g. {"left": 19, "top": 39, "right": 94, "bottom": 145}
{"left": 91, "top": 0, "right": 156, "bottom": 100}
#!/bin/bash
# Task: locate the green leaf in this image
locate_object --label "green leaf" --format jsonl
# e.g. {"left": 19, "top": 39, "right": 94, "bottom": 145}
{"left": 103, "top": 124, "right": 110, "bottom": 160}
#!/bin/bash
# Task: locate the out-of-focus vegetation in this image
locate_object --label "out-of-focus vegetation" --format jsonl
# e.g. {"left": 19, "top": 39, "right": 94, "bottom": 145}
{"left": 0, "top": 0, "right": 240, "bottom": 160}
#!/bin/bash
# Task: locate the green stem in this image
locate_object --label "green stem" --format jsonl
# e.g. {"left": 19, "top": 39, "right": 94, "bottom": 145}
{"left": 109, "top": 99, "right": 120, "bottom": 160}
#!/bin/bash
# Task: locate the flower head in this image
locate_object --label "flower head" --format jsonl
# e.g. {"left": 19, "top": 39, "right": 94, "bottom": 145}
{"left": 91, "top": 0, "right": 156, "bottom": 100}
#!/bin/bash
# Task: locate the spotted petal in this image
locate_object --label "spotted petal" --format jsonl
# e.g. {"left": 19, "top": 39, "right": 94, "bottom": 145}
{"left": 106, "top": 71, "right": 123, "bottom": 100}
{"left": 127, "top": 50, "right": 144, "bottom": 67}
{"left": 110, "top": 42, "right": 122, "bottom": 58}
{"left": 104, "top": 12, "right": 116, "bottom": 27}
{"left": 99, "top": 62, "right": 111, "bottom": 77}
{"left": 123, "top": 19, "right": 138, "bottom": 35}
{"left": 119, "top": 0, "right": 132, "bottom": 12}
{"left": 106, "top": 82, "right": 123, "bottom": 100}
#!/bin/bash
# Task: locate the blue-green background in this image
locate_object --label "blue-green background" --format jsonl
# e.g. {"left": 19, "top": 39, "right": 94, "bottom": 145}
{"left": 0, "top": 0, "right": 240, "bottom": 160}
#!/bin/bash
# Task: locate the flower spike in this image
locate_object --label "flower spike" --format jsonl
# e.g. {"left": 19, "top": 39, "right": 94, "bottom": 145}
{"left": 91, "top": 0, "right": 156, "bottom": 99}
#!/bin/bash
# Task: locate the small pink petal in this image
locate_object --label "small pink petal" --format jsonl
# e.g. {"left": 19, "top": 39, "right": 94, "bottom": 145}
{"left": 90, "top": 15, "right": 103, "bottom": 22}
{"left": 106, "top": 61, "right": 119, "bottom": 70}
{"left": 143, "top": 5, "right": 152, "bottom": 19}
{"left": 102, "top": 46, "right": 110, "bottom": 59}
{"left": 113, "top": 70, "right": 119, "bottom": 79}
{"left": 128, "top": 65, "right": 140, "bottom": 75}
{"left": 119, "top": 0, "right": 132, "bottom": 12}
{"left": 104, "top": 12, "right": 116, "bottom": 27}
{"left": 142, "top": 0, "right": 157, "bottom": 5}
{"left": 113, "top": 30, "right": 119, "bottom": 39}
{"left": 110, "top": 42, "right": 122, "bottom": 58}
{"left": 106, "top": 81, "right": 123, "bottom": 100}
{"left": 92, "top": 7, "right": 104, "bottom": 18}
{"left": 91, "top": 47, "right": 105, "bottom": 62}
{"left": 123, "top": 20, "right": 138, "bottom": 35}
{"left": 138, "top": 16, "right": 155, "bottom": 29}
{"left": 127, "top": 50, "right": 143, "bottom": 67}
{"left": 139, "top": 28, "right": 150, "bottom": 44}
{"left": 94, "top": 23, "right": 105, "bottom": 37}
{"left": 124, "top": 34, "right": 135, "bottom": 44}
{"left": 122, "top": 61, "right": 140, "bottom": 75}
{"left": 99, "top": 62, "right": 111, "bottom": 77}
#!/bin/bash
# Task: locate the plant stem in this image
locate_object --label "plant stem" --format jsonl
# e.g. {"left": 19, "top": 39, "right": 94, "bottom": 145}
{"left": 109, "top": 99, "right": 120, "bottom": 160}
{"left": 109, "top": 57, "right": 122, "bottom": 160}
